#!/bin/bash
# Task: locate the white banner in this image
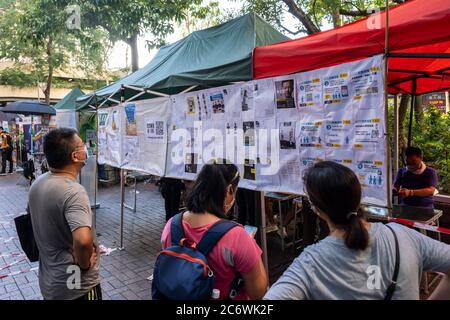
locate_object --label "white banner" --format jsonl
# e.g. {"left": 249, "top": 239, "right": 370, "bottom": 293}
{"left": 99, "top": 55, "right": 387, "bottom": 206}
{"left": 55, "top": 110, "right": 78, "bottom": 130}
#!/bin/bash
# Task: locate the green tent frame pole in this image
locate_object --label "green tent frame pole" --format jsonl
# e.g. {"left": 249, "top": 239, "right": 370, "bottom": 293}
{"left": 408, "top": 79, "right": 417, "bottom": 148}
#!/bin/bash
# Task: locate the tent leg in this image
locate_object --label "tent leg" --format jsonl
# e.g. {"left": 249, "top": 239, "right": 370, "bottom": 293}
{"left": 259, "top": 191, "right": 269, "bottom": 280}
{"left": 408, "top": 80, "right": 417, "bottom": 148}
{"left": 119, "top": 168, "right": 125, "bottom": 250}
{"left": 394, "top": 94, "right": 399, "bottom": 178}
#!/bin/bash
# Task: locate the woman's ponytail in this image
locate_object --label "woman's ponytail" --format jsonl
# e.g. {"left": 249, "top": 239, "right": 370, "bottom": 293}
{"left": 344, "top": 212, "right": 369, "bottom": 250}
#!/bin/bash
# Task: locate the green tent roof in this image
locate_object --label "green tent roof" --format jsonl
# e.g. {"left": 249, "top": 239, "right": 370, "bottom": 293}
{"left": 77, "top": 13, "right": 288, "bottom": 108}
{"left": 54, "top": 87, "right": 85, "bottom": 111}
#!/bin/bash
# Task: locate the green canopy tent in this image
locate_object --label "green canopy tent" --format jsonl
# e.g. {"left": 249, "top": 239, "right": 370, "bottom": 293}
{"left": 54, "top": 87, "right": 85, "bottom": 111}
{"left": 76, "top": 13, "right": 289, "bottom": 109}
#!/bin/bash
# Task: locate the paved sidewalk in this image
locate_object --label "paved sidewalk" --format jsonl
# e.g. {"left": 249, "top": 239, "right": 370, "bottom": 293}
{"left": 0, "top": 173, "right": 166, "bottom": 300}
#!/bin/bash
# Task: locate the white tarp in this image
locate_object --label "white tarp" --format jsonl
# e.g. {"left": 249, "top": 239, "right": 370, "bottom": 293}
{"left": 100, "top": 55, "right": 388, "bottom": 206}
{"left": 55, "top": 110, "right": 78, "bottom": 129}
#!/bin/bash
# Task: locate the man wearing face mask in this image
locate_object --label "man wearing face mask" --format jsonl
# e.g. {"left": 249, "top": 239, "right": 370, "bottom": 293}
{"left": 28, "top": 128, "right": 101, "bottom": 300}
{"left": 393, "top": 147, "right": 438, "bottom": 209}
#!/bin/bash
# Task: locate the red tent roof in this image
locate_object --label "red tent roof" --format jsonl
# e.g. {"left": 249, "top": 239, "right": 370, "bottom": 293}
{"left": 253, "top": 0, "right": 450, "bottom": 95}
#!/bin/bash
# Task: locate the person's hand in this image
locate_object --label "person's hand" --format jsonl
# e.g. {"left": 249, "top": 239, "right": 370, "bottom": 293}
{"left": 89, "top": 248, "right": 98, "bottom": 268}
{"left": 392, "top": 187, "right": 399, "bottom": 196}
{"left": 399, "top": 188, "right": 413, "bottom": 198}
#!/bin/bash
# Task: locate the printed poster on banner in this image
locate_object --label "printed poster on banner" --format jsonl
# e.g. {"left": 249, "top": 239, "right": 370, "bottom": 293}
{"left": 123, "top": 136, "right": 140, "bottom": 165}
{"left": 325, "top": 107, "right": 353, "bottom": 148}
{"left": 241, "top": 83, "right": 254, "bottom": 112}
{"left": 145, "top": 118, "right": 166, "bottom": 144}
{"left": 275, "top": 77, "right": 296, "bottom": 109}
{"left": 299, "top": 114, "right": 324, "bottom": 148}
{"left": 277, "top": 151, "right": 303, "bottom": 194}
{"left": 255, "top": 117, "right": 280, "bottom": 192}
{"left": 352, "top": 106, "right": 385, "bottom": 150}
{"left": 253, "top": 78, "right": 276, "bottom": 119}
{"left": 98, "top": 112, "right": 108, "bottom": 128}
{"left": 101, "top": 106, "right": 122, "bottom": 168}
{"left": 296, "top": 72, "right": 323, "bottom": 112}
{"left": 355, "top": 151, "right": 387, "bottom": 206}
{"left": 323, "top": 70, "right": 350, "bottom": 112}
{"left": 278, "top": 121, "right": 297, "bottom": 150}
{"left": 296, "top": 148, "right": 326, "bottom": 193}
{"left": 325, "top": 149, "right": 355, "bottom": 172}
{"left": 351, "top": 55, "right": 384, "bottom": 107}
{"left": 124, "top": 103, "right": 137, "bottom": 136}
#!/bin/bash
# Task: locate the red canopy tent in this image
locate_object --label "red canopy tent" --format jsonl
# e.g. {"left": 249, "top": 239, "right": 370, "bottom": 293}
{"left": 253, "top": 0, "right": 450, "bottom": 96}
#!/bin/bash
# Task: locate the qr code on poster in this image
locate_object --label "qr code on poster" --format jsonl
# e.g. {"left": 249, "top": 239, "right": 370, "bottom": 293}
{"left": 155, "top": 121, "right": 164, "bottom": 136}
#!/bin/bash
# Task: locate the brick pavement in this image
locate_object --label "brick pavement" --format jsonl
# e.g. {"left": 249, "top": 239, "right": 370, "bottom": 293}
{"left": 0, "top": 172, "right": 166, "bottom": 300}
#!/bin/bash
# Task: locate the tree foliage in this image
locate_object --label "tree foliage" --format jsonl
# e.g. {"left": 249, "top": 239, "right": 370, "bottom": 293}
{"left": 80, "top": 0, "right": 216, "bottom": 71}
{"left": 0, "top": 0, "right": 110, "bottom": 103}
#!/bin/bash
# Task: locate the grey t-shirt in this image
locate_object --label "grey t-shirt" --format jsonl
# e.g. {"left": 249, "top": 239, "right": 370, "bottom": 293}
{"left": 265, "top": 222, "right": 450, "bottom": 300}
{"left": 28, "top": 172, "right": 100, "bottom": 300}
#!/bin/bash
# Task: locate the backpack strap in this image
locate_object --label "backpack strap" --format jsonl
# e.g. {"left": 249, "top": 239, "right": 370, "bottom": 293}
{"left": 384, "top": 225, "right": 400, "bottom": 300}
{"left": 170, "top": 212, "right": 184, "bottom": 246}
{"left": 197, "top": 220, "right": 242, "bottom": 300}
{"left": 197, "top": 220, "right": 239, "bottom": 256}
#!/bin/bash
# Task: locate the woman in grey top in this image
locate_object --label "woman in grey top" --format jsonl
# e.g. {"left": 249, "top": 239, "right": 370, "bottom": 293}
{"left": 265, "top": 161, "right": 450, "bottom": 300}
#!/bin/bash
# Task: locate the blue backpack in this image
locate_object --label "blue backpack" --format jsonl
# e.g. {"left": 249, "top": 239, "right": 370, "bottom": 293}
{"left": 152, "top": 213, "right": 242, "bottom": 300}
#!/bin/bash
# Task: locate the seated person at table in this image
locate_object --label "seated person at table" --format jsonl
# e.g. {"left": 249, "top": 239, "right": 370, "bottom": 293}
{"left": 160, "top": 160, "right": 268, "bottom": 300}
{"left": 393, "top": 147, "right": 438, "bottom": 209}
{"left": 264, "top": 161, "right": 450, "bottom": 300}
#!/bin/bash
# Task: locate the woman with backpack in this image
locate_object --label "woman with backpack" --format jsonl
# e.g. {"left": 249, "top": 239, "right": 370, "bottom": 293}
{"left": 265, "top": 161, "right": 450, "bottom": 300}
{"left": 156, "top": 160, "right": 268, "bottom": 300}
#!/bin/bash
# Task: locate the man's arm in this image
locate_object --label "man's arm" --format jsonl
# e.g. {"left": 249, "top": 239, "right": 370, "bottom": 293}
{"left": 72, "top": 227, "right": 94, "bottom": 270}
{"left": 399, "top": 186, "right": 436, "bottom": 198}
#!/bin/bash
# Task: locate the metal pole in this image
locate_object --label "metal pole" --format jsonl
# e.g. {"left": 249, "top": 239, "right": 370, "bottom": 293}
{"left": 93, "top": 95, "right": 99, "bottom": 230}
{"left": 393, "top": 94, "right": 399, "bottom": 175}
{"left": 408, "top": 79, "right": 417, "bottom": 147}
{"left": 384, "top": 0, "right": 392, "bottom": 210}
{"left": 120, "top": 168, "right": 125, "bottom": 250}
{"left": 259, "top": 191, "right": 269, "bottom": 280}
{"left": 119, "top": 85, "right": 125, "bottom": 250}
{"left": 446, "top": 91, "right": 449, "bottom": 113}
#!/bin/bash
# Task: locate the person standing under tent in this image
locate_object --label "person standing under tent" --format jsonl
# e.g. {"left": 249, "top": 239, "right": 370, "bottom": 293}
{"left": 393, "top": 146, "right": 438, "bottom": 209}
{"left": 28, "top": 128, "right": 101, "bottom": 300}
{"left": 0, "top": 126, "right": 14, "bottom": 175}
{"left": 160, "top": 177, "right": 184, "bottom": 221}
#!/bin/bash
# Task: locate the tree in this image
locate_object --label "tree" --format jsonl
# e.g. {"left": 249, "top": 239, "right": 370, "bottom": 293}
{"left": 0, "top": 0, "right": 110, "bottom": 103}
{"left": 179, "top": 1, "right": 221, "bottom": 37}
{"left": 81, "top": 0, "right": 208, "bottom": 72}
{"left": 233, "top": 0, "right": 407, "bottom": 36}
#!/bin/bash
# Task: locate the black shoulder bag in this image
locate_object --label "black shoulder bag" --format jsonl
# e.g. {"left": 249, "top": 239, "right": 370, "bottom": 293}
{"left": 14, "top": 206, "right": 39, "bottom": 262}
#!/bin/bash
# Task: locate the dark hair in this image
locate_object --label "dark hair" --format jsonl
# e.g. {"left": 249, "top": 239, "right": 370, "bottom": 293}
{"left": 304, "top": 161, "right": 369, "bottom": 251}
{"left": 405, "top": 146, "right": 422, "bottom": 158}
{"left": 186, "top": 159, "right": 240, "bottom": 218}
{"left": 43, "top": 128, "right": 78, "bottom": 169}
